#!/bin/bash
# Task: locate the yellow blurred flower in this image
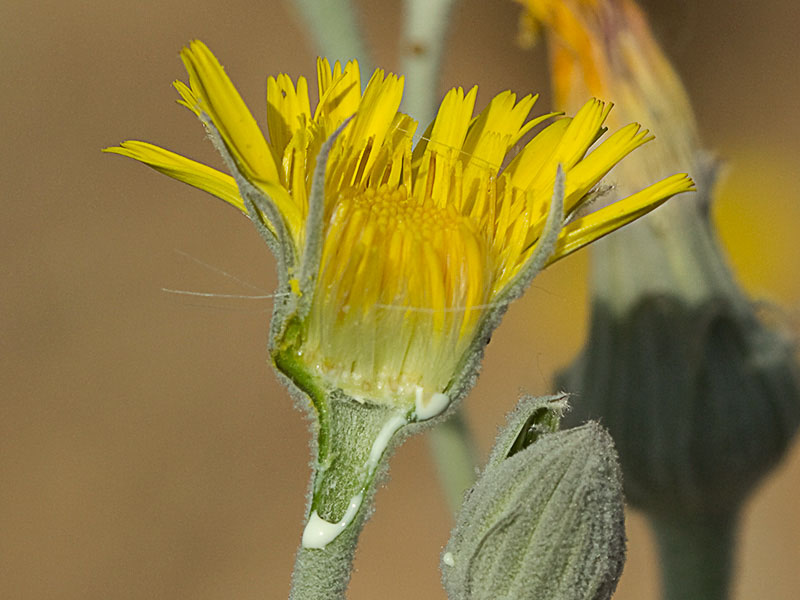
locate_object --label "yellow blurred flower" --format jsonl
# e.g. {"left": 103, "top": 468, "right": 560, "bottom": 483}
{"left": 517, "top": 0, "right": 715, "bottom": 310}
{"left": 106, "top": 40, "right": 692, "bottom": 418}
{"left": 517, "top": 0, "right": 697, "bottom": 182}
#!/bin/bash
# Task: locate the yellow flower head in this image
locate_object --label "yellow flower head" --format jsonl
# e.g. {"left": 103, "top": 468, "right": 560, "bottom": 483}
{"left": 516, "top": 0, "right": 698, "bottom": 177}
{"left": 106, "top": 41, "right": 692, "bottom": 419}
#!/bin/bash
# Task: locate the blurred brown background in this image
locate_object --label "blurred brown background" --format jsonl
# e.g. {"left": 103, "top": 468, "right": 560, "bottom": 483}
{"left": 2, "top": 0, "right": 799, "bottom": 598}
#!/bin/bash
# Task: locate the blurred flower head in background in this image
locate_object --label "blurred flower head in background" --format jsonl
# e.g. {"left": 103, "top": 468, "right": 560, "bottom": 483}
{"left": 518, "top": 0, "right": 800, "bottom": 518}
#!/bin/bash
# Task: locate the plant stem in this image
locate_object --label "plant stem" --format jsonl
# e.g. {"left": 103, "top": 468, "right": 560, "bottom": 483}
{"left": 290, "top": 522, "right": 363, "bottom": 600}
{"left": 289, "top": 394, "right": 407, "bottom": 600}
{"left": 400, "top": 0, "right": 459, "bottom": 128}
{"left": 650, "top": 510, "right": 738, "bottom": 600}
{"left": 427, "top": 412, "right": 478, "bottom": 514}
{"left": 290, "top": 0, "right": 372, "bottom": 72}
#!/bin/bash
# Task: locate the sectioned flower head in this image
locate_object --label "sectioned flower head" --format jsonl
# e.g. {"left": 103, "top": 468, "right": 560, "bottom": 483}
{"left": 106, "top": 40, "right": 693, "bottom": 422}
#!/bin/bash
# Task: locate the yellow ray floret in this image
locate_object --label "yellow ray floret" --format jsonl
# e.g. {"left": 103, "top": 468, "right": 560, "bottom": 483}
{"left": 549, "top": 173, "right": 696, "bottom": 263}
{"left": 104, "top": 141, "right": 244, "bottom": 212}
{"left": 106, "top": 41, "right": 692, "bottom": 412}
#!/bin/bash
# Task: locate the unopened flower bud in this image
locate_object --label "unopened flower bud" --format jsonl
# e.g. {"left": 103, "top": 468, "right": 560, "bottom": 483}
{"left": 442, "top": 395, "right": 626, "bottom": 600}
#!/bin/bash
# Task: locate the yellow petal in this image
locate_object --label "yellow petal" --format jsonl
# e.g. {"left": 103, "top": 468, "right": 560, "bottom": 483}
{"left": 103, "top": 141, "right": 245, "bottom": 213}
{"left": 417, "top": 85, "right": 478, "bottom": 158}
{"left": 315, "top": 58, "right": 362, "bottom": 128}
{"left": 411, "top": 86, "right": 478, "bottom": 201}
{"left": 180, "top": 40, "right": 279, "bottom": 185}
{"left": 462, "top": 91, "right": 534, "bottom": 170}
{"left": 525, "top": 98, "right": 611, "bottom": 195}
{"left": 548, "top": 173, "right": 696, "bottom": 263}
{"left": 266, "top": 73, "right": 311, "bottom": 164}
{"left": 563, "top": 122, "right": 653, "bottom": 212}
{"left": 173, "top": 80, "right": 201, "bottom": 117}
{"left": 346, "top": 69, "right": 405, "bottom": 179}
{"left": 180, "top": 41, "right": 300, "bottom": 237}
{"left": 505, "top": 117, "right": 571, "bottom": 190}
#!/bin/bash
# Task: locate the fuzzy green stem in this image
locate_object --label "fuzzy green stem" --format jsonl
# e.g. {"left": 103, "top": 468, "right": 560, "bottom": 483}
{"left": 290, "top": 0, "right": 373, "bottom": 72}
{"left": 427, "top": 412, "right": 478, "bottom": 514}
{"left": 400, "top": 0, "right": 459, "bottom": 127}
{"left": 290, "top": 519, "right": 364, "bottom": 600}
{"left": 289, "top": 393, "right": 407, "bottom": 600}
{"left": 650, "top": 510, "right": 738, "bottom": 600}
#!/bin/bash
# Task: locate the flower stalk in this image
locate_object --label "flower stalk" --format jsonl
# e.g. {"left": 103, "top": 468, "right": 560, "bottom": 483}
{"left": 289, "top": 393, "right": 407, "bottom": 600}
{"left": 650, "top": 511, "right": 737, "bottom": 600}
{"left": 400, "top": 0, "right": 460, "bottom": 128}
{"left": 426, "top": 412, "right": 478, "bottom": 514}
{"left": 290, "top": 0, "right": 372, "bottom": 72}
